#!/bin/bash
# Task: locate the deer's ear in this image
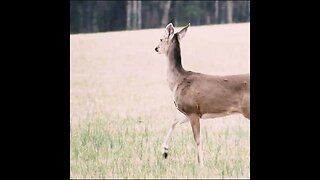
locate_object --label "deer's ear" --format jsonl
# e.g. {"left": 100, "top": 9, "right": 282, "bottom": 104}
{"left": 177, "top": 23, "right": 190, "bottom": 40}
{"left": 165, "top": 23, "right": 174, "bottom": 37}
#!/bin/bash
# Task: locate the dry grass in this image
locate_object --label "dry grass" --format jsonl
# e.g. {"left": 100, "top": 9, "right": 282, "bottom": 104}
{"left": 70, "top": 23, "right": 250, "bottom": 179}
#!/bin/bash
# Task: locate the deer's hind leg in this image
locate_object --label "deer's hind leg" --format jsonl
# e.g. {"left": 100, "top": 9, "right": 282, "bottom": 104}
{"left": 241, "top": 93, "right": 250, "bottom": 119}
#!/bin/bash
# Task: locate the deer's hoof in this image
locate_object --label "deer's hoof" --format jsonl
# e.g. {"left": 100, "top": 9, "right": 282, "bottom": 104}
{"left": 163, "top": 152, "right": 168, "bottom": 159}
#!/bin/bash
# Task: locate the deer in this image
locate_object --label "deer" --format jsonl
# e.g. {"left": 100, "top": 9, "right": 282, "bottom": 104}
{"left": 154, "top": 23, "right": 250, "bottom": 166}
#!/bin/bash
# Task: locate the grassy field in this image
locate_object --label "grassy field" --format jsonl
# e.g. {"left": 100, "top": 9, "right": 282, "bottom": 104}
{"left": 70, "top": 23, "right": 250, "bottom": 179}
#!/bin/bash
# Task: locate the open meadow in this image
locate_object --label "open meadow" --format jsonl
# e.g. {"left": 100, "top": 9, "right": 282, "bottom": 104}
{"left": 70, "top": 23, "right": 250, "bottom": 179}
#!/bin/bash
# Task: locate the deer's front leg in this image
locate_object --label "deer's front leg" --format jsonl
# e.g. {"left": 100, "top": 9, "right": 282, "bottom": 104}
{"left": 189, "top": 113, "right": 204, "bottom": 166}
{"left": 162, "top": 116, "right": 189, "bottom": 158}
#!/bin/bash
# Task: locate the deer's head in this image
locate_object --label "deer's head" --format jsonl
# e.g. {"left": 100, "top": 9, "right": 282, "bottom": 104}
{"left": 155, "top": 23, "right": 190, "bottom": 55}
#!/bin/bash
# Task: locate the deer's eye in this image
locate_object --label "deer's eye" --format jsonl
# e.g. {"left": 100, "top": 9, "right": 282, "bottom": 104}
{"left": 160, "top": 39, "right": 163, "bottom": 42}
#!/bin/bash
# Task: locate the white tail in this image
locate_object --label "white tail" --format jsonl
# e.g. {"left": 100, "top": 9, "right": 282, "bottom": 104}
{"left": 155, "top": 23, "right": 250, "bottom": 165}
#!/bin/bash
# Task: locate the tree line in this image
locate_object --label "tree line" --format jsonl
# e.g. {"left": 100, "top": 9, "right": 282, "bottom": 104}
{"left": 70, "top": 1, "right": 250, "bottom": 34}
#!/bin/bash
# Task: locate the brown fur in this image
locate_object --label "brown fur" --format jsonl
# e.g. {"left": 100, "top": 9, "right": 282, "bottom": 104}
{"left": 174, "top": 72, "right": 250, "bottom": 119}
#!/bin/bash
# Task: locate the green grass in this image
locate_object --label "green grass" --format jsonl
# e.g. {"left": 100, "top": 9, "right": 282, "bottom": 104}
{"left": 70, "top": 115, "right": 249, "bottom": 178}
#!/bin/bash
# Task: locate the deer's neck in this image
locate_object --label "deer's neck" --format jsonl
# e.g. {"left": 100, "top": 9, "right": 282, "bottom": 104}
{"left": 166, "top": 39, "right": 187, "bottom": 92}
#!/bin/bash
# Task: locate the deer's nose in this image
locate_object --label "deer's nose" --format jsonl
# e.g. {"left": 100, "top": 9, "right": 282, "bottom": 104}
{"left": 155, "top": 47, "right": 159, "bottom": 52}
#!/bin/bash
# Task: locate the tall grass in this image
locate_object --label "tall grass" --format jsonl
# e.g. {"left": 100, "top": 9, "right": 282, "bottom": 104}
{"left": 70, "top": 115, "right": 249, "bottom": 178}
